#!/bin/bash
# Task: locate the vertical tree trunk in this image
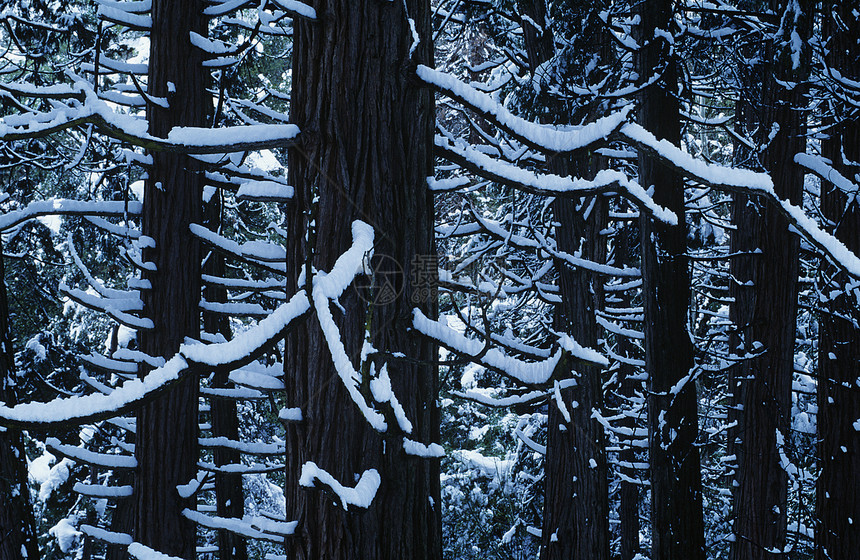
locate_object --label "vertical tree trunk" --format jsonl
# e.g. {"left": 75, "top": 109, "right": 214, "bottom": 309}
{"left": 133, "top": 0, "right": 208, "bottom": 556}
{"left": 726, "top": 0, "right": 763, "bottom": 481}
{"left": 513, "top": 3, "right": 610, "bottom": 558}
{"left": 816, "top": 4, "right": 860, "bottom": 559}
{"left": 635, "top": 1, "right": 706, "bottom": 559}
{"left": 544, "top": 189, "right": 609, "bottom": 560}
{"left": 729, "top": 3, "right": 810, "bottom": 559}
{"left": 0, "top": 245, "right": 39, "bottom": 560}
{"left": 284, "top": 1, "right": 440, "bottom": 559}
{"left": 203, "top": 193, "right": 248, "bottom": 560}
{"left": 615, "top": 220, "right": 641, "bottom": 560}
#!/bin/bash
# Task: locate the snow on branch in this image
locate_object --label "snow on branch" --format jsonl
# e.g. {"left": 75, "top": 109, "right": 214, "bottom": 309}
{"left": 0, "top": 282, "right": 309, "bottom": 427}
{"left": 270, "top": 0, "right": 317, "bottom": 20}
{"left": 412, "top": 309, "right": 608, "bottom": 385}
{"left": 46, "top": 437, "right": 138, "bottom": 469}
{"left": 181, "top": 509, "right": 296, "bottom": 542}
{"left": 619, "top": 122, "right": 860, "bottom": 278}
{"left": 440, "top": 211, "right": 642, "bottom": 278}
{"left": 60, "top": 282, "right": 152, "bottom": 330}
{"left": 127, "top": 542, "right": 184, "bottom": 560}
{"left": 79, "top": 525, "right": 133, "bottom": 546}
{"left": 0, "top": 81, "right": 85, "bottom": 100}
{"left": 299, "top": 462, "right": 381, "bottom": 510}
{"left": 794, "top": 153, "right": 858, "bottom": 195}
{"left": 453, "top": 388, "right": 550, "bottom": 408}
{"left": 418, "top": 65, "right": 631, "bottom": 154}
{"left": 0, "top": 199, "right": 142, "bottom": 232}
{"left": 97, "top": 4, "right": 152, "bottom": 30}
{"left": 0, "top": 355, "right": 187, "bottom": 428}
{"left": 0, "top": 81, "right": 300, "bottom": 154}
{"left": 310, "top": 221, "right": 388, "bottom": 432}
{"left": 180, "top": 290, "right": 311, "bottom": 369}
{"left": 403, "top": 439, "right": 446, "bottom": 458}
{"left": 434, "top": 134, "right": 677, "bottom": 225}
{"left": 0, "top": 221, "right": 382, "bottom": 429}
{"left": 190, "top": 223, "right": 287, "bottom": 273}
{"left": 203, "top": 0, "right": 316, "bottom": 20}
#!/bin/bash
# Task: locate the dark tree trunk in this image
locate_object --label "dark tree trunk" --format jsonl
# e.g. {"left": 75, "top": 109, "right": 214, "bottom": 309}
{"left": 203, "top": 192, "right": 248, "bottom": 560}
{"left": 726, "top": 0, "right": 764, "bottom": 508}
{"left": 132, "top": 0, "right": 208, "bottom": 556}
{"left": 728, "top": 3, "right": 810, "bottom": 560}
{"left": 284, "top": 1, "right": 440, "bottom": 559}
{"left": 0, "top": 246, "right": 39, "bottom": 560}
{"left": 635, "top": 1, "right": 706, "bottom": 559}
{"left": 615, "top": 220, "right": 641, "bottom": 560}
{"left": 514, "top": 3, "right": 610, "bottom": 558}
{"left": 544, "top": 189, "right": 609, "bottom": 560}
{"left": 816, "top": 4, "right": 860, "bottom": 559}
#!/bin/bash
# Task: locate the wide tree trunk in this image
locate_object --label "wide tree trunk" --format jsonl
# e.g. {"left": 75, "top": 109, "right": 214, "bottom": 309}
{"left": 635, "top": 2, "right": 706, "bottom": 559}
{"left": 0, "top": 246, "right": 39, "bottom": 560}
{"left": 132, "top": 0, "right": 208, "bottom": 556}
{"left": 284, "top": 2, "right": 440, "bottom": 559}
{"left": 728, "top": 3, "right": 810, "bottom": 559}
{"left": 816, "top": 4, "right": 860, "bottom": 559}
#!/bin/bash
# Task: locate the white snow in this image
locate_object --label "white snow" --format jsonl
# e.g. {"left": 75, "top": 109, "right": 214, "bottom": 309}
{"left": 49, "top": 517, "right": 81, "bottom": 553}
{"left": 180, "top": 291, "right": 310, "bottom": 367}
{"left": 182, "top": 509, "right": 296, "bottom": 542}
{"left": 418, "top": 65, "right": 631, "bottom": 153}
{"left": 236, "top": 181, "right": 294, "bottom": 202}
{"left": 0, "top": 199, "right": 142, "bottom": 232}
{"left": 46, "top": 437, "right": 137, "bottom": 468}
{"left": 414, "top": 309, "right": 599, "bottom": 385}
{"left": 166, "top": 124, "right": 299, "bottom": 148}
{"left": 0, "top": 356, "right": 187, "bottom": 426}
{"left": 269, "top": 0, "right": 317, "bottom": 19}
{"left": 434, "top": 134, "right": 676, "bottom": 224}
{"left": 278, "top": 407, "right": 303, "bottom": 421}
{"left": 79, "top": 524, "right": 133, "bottom": 545}
{"left": 127, "top": 542, "right": 184, "bottom": 560}
{"left": 299, "top": 462, "right": 381, "bottom": 510}
{"left": 403, "top": 439, "right": 445, "bottom": 458}
{"left": 73, "top": 482, "right": 134, "bottom": 498}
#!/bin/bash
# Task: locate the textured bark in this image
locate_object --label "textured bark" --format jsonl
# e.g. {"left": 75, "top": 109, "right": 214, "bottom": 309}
{"left": 728, "top": 3, "right": 810, "bottom": 559}
{"left": 816, "top": 5, "right": 860, "bottom": 559}
{"left": 513, "top": 3, "right": 610, "bottom": 558}
{"left": 132, "top": 0, "right": 208, "bottom": 556}
{"left": 635, "top": 1, "right": 706, "bottom": 559}
{"left": 543, "top": 189, "right": 609, "bottom": 560}
{"left": 0, "top": 247, "right": 39, "bottom": 560}
{"left": 203, "top": 193, "right": 248, "bottom": 560}
{"left": 726, "top": 0, "right": 764, "bottom": 498}
{"left": 615, "top": 223, "right": 641, "bottom": 560}
{"left": 284, "top": 1, "right": 440, "bottom": 559}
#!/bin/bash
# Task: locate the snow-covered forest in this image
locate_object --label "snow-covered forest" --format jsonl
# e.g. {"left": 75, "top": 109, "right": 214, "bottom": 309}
{"left": 0, "top": 0, "right": 856, "bottom": 559}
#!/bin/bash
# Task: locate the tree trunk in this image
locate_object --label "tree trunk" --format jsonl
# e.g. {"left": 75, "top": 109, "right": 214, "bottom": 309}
{"left": 544, "top": 190, "right": 609, "bottom": 560}
{"left": 513, "top": 3, "right": 611, "bottom": 558}
{"left": 0, "top": 245, "right": 39, "bottom": 560}
{"left": 133, "top": 0, "right": 208, "bottom": 556}
{"left": 284, "top": 1, "right": 440, "bottom": 559}
{"left": 635, "top": 2, "right": 706, "bottom": 559}
{"left": 203, "top": 192, "right": 248, "bottom": 560}
{"left": 816, "top": 4, "right": 860, "bottom": 559}
{"left": 615, "top": 220, "right": 641, "bottom": 560}
{"left": 729, "top": 3, "right": 810, "bottom": 559}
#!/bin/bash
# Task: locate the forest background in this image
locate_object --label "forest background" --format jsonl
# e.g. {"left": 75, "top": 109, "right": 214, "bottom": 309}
{"left": 0, "top": 0, "right": 856, "bottom": 560}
